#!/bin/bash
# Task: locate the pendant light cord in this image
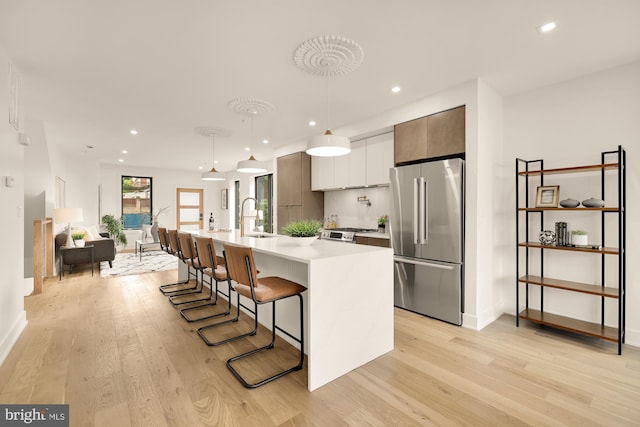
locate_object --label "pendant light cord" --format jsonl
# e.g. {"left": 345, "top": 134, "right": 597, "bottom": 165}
{"left": 325, "top": 76, "right": 330, "bottom": 130}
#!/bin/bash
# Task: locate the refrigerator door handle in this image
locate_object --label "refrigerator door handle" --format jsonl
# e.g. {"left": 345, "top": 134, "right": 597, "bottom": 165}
{"left": 418, "top": 177, "right": 427, "bottom": 244}
{"left": 423, "top": 178, "right": 429, "bottom": 243}
{"left": 413, "top": 177, "right": 419, "bottom": 244}
{"left": 393, "top": 256, "right": 455, "bottom": 271}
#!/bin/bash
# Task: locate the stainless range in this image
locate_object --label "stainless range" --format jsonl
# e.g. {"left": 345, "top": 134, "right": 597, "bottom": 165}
{"left": 320, "top": 227, "right": 377, "bottom": 243}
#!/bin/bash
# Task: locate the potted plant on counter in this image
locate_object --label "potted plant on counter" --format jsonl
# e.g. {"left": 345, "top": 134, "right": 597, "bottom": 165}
{"left": 282, "top": 219, "right": 322, "bottom": 246}
{"left": 378, "top": 215, "right": 388, "bottom": 233}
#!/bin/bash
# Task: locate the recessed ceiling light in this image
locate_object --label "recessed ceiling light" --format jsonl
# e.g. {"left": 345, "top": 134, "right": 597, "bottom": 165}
{"left": 309, "top": 121, "right": 316, "bottom": 126}
{"left": 198, "top": 166, "right": 203, "bottom": 170}
{"left": 244, "top": 147, "right": 250, "bottom": 152}
{"left": 118, "top": 159, "right": 124, "bottom": 163}
{"left": 129, "top": 129, "right": 138, "bottom": 135}
{"left": 214, "top": 160, "right": 219, "bottom": 164}
{"left": 538, "top": 21, "right": 556, "bottom": 33}
{"left": 391, "top": 86, "right": 401, "bottom": 93}
{"left": 121, "top": 150, "right": 128, "bottom": 154}
{"left": 262, "top": 139, "right": 269, "bottom": 144}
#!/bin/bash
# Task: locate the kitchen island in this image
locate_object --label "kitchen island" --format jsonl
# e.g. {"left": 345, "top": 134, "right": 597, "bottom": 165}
{"left": 185, "top": 230, "right": 394, "bottom": 391}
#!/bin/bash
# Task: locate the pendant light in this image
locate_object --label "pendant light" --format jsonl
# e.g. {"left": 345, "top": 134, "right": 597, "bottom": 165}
{"left": 196, "top": 126, "right": 229, "bottom": 181}
{"left": 294, "top": 35, "right": 364, "bottom": 157}
{"left": 236, "top": 112, "right": 267, "bottom": 173}
{"left": 306, "top": 77, "right": 350, "bottom": 157}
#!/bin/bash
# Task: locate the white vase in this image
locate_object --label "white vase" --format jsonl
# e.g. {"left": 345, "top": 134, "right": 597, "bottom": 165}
{"left": 291, "top": 236, "right": 317, "bottom": 246}
{"left": 572, "top": 234, "right": 588, "bottom": 246}
{"left": 74, "top": 239, "right": 86, "bottom": 247}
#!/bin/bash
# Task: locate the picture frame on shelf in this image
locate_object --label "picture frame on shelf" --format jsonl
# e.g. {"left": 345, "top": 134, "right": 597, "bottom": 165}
{"left": 535, "top": 185, "right": 559, "bottom": 208}
{"left": 221, "top": 189, "right": 228, "bottom": 210}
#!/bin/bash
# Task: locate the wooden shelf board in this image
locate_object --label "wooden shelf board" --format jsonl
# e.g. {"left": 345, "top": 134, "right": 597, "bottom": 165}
{"left": 518, "top": 275, "right": 619, "bottom": 298}
{"left": 518, "top": 163, "right": 618, "bottom": 176}
{"left": 518, "top": 242, "right": 619, "bottom": 255}
{"left": 518, "top": 309, "right": 618, "bottom": 342}
{"left": 518, "top": 207, "right": 618, "bottom": 212}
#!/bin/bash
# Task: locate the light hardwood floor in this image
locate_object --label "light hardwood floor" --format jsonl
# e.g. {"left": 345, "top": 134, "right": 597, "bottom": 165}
{"left": 1, "top": 267, "right": 639, "bottom": 426}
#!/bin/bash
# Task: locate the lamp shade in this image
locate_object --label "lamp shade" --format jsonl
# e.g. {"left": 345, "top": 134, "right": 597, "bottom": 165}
{"left": 54, "top": 208, "right": 83, "bottom": 224}
{"left": 237, "top": 155, "right": 267, "bottom": 174}
{"left": 306, "top": 130, "right": 351, "bottom": 157}
{"left": 201, "top": 167, "right": 226, "bottom": 181}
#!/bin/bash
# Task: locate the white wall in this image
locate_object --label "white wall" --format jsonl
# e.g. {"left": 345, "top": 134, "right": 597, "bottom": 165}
{"left": 503, "top": 60, "right": 640, "bottom": 346}
{"left": 0, "top": 47, "right": 27, "bottom": 365}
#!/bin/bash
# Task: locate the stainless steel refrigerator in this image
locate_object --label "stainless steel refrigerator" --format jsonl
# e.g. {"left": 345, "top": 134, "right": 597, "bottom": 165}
{"left": 389, "top": 158, "right": 464, "bottom": 325}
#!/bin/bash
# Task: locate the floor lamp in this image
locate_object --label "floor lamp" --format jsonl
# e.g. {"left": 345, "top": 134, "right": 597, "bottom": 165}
{"left": 54, "top": 208, "right": 83, "bottom": 247}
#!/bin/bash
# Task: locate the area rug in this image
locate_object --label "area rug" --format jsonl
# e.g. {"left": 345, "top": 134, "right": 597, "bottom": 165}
{"left": 100, "top": 250, "right": 177, "bottom": 278}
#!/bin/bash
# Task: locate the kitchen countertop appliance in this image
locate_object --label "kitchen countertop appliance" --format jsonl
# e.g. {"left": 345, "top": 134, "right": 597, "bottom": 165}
{"left": 390, "top": 158, "right": 464, "bottom": 325}
{"left": 320, "top": 227, "right": 377, "bottom": 243}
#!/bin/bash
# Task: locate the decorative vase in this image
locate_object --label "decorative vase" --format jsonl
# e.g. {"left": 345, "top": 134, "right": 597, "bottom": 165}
{"left": 150, "top": 222, "right": 159, "bottom": 242}
{"left": 378, "top": 224, "right": 386, "bottom": 233}
{"left": 538, "top": 230, "right": 556, "bottom": 246}
{"left": 291, "top": 236, "right": 317, "bottom": 246}
{"left": 581, "top": 197, "right": 605, "bottom": 208}
{"left": 559, "top": 198, "right": 580, "bottom": 208}
{"left": 572, "top": 234, "right": 588, "bottom": 246}
{"left": 74, "top": 239, "right": 86, "bottom": 248}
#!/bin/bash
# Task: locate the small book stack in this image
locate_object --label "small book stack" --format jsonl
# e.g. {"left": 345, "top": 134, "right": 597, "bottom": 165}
{"left": 555, "top": 221, "right": 569, "bottom": 246}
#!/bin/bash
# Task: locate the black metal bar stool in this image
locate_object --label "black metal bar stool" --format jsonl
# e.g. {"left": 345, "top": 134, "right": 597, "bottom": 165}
{"left": 180, "top": 235, "right": 231, "bottom": 322}
{"left": 168, "top": 232, "right": 208, "bottom": 305}
{"left": 222, "top": 242, "right": 306, "bottom": 388}
{"left": 157, "top": 228, "right": 192, "bottom": 294}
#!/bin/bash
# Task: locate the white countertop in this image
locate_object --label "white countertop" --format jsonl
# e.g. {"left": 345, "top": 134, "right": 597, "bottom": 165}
{"left": 197, "top": 229, "right": 391, "bottom": 264}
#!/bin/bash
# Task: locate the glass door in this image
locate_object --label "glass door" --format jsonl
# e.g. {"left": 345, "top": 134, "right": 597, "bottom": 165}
{"left": 255, "top": 174, "right": 273, "bottom": 233}
{"left": 176, "top": 188, "right": 203, "bottom": 231}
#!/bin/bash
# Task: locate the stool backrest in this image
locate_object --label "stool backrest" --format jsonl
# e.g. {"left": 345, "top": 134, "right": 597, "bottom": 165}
{"left": 168, "top": 230, "right": 180, "bottom": 256}
{"left": 223, "top": 243, "right": 259, "bottom": 288}
{"left": 158, "top": 227, "right": 169, "bottom": 251}
{"left": 178, "top": 232, "right": 195, "bottom": 261}
{"left": 193, "top": 235, "right": 218, "bottom": 269}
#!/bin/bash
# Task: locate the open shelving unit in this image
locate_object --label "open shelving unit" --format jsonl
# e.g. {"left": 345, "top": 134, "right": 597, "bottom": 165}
{"left": 515, "top": 146, "right": 626, "bottom": 354}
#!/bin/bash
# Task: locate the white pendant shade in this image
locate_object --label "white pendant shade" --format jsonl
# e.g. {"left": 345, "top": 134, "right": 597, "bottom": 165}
{"left": 306, "top": 129, "right": 351, "bottom": 157}
{"left": 237, "top": 155, "right": 267, "bottom": 173}
{"left": 201, "top": 167, "right": 226, "bottom": 181}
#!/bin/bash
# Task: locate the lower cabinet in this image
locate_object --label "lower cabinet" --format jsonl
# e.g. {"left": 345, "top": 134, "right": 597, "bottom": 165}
{"left": 354, "top": 235, "right": 390, "bottom": 248}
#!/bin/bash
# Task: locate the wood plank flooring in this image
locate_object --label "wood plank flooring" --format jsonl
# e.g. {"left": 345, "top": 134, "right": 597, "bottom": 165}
{"left": 1, "top": 267, "right": 639, "bottom": 426}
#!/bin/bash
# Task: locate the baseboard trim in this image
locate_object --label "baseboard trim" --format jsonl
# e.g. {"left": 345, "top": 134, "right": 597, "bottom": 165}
{"left": 0, "top": 310, "right": 28, "bottom": 367}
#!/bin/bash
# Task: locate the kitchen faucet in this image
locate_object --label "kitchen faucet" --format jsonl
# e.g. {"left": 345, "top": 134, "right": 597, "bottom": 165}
{"left": 240, "top": 197, "right": 258, "bottom": 237}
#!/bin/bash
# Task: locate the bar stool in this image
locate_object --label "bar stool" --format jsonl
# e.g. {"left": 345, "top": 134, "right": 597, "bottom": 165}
{"left": 158, "top": 228, "right": 192, "bottom": 295}
{"left": 221, "top": 242, "right": 306, "bottom": 388}
{"left": 168, "top": 232, "right": 207, "bottom": 306}
{"left": 180, "top": 235, "right": 231, "bottom": 322}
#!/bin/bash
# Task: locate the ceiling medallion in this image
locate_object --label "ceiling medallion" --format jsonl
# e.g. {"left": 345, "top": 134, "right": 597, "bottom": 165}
{"left": 293, "top": 35, "right": 364, "bottom": 77}
{"left": 194, "top": 126, "right": 231, "bottom": 138}
{"left": 226, "top": 98, "right": 276, "bottom": 116}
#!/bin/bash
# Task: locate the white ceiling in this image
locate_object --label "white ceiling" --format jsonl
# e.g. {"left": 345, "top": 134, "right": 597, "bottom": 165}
{"left": 1, "top": 0, "right": 639, "bottom": 173}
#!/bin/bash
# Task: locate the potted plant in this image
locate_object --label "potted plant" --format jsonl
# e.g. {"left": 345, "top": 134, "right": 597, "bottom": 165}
{"left": 282, "top": 219, "right": 322, "bottom": 246}
{"left": 101, "top": 214, "right": 127, "bottom": 246}
{"left": 571, "top": 230, "right": 588, "bottom": 246}
{"left": 71, "top": 231, "right": 86, "bottom": 247}
{"left": 377, "top": 215, "right": 388, "bottom": 233}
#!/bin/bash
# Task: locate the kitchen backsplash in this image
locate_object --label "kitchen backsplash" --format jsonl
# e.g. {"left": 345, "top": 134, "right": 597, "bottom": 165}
{"left": 323, "top": 186, "right": 390, "bottom": 229}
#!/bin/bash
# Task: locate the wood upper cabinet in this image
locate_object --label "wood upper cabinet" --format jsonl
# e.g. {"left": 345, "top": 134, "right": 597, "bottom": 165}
{"left": 426, "top": 106, "right": 465, "bottom": 159}
{"left": 277, "top": 152, "right": 324, "bottom": 233}
{"left": 394, "top": 117, "right": 427, "bottom": 164}
{"left": 394, "top": 105, "right": 465, "bottom": 165}
{"left": 277, "top": 152, "right": 303, "bottom": 206}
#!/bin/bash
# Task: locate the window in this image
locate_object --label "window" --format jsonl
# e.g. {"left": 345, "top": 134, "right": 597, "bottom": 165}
{"left": 122, "top": 176, "right": 152, "bottom": 229}
{"left": 255, "top": 174, "right": 273, "bottom": 233}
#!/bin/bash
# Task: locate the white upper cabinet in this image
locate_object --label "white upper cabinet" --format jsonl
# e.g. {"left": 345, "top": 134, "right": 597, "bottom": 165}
{"left": 365, "top": 132, "right": 393, "bottom": 186}
{"left": 311, "top": 156, "right": 334, "bottom": 191}
{"left": 311, "top": 132, "right": 394, "bottom": 190}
